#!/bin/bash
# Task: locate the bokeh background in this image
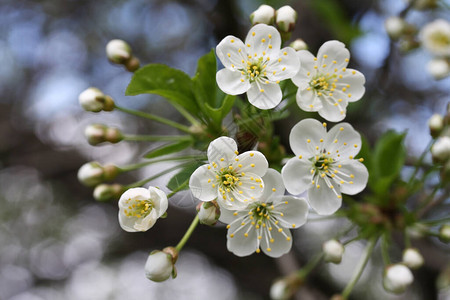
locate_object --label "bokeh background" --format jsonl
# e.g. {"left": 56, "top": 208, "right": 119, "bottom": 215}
{"left": 0, "top": 0, "right": 449, "bottom": 299}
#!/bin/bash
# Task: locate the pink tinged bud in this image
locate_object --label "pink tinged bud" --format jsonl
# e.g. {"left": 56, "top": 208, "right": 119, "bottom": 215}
{"left": 145, "top": 250, "right": 177, "bottom": 282}
{"left": 276, "top": 5, "right": 297, "bottom": 33}
{"left": 402, "top": 248, "right": 424, "bottom": 269}
{"left": 196, "top": 201, "right": 220, "bottom": 226}
{"left": 289, "top": 38, "right": 308, "bottom": 51}
{"left": 106, "top": 39, "right": 132, "bottom": 64}
{"left": 250, "top": 4, "right": 276, "bottom": 25}
{"left": 439, "top": 224, "right": 450, "bottom": 243}
{"left": 322, "top": 239, "right": 345, "bottom": 264}
{"left": 383, "top": 264, "right": 413, "bottom": 294}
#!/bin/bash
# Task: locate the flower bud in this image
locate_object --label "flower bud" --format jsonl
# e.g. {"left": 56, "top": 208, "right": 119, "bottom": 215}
{"left": 383, "top": 264, "right": 413, "bottom": 294}
{"left": 106, "top": 39, "right": 132, "bottom": 65}
{"left": 78, "top": 87, "right": 115, "bottom": 112}
{"left": 93, "top": 183, "right": 124, "bottom": 202}
{"left": 145, "top": 247, "right": 178, "bottom": 282}
{"left": 124, "top": 56, "right": 140, "bottom": 72}
{"left": 250, "top": 5, "right": 275, "bottom": 26}
{"left": 431, "top": 136, "right": 450, "bottom": 162}
{"left": 407, "top": 223, "right": 429, "bottom": 239}
{"left": 322, "top": 239, "right": 345, "bottom": 264}
{"left": 84, "top": 124, "right": 123, "bottom": 145}
{"left": 398, "top": 37, "right": 420, "bottom": 53}
{"left": 402, "top": 248, "right": 424, "bottom": 269}
{"left": 196, "top": 200, "right": 220, "bottom": 226}
{"left": 428, "top": 114, "right": 444, "bottom": 138}
{"left": 406, "top": 0, "right": 438, "bottom": 10}
{"left": 385, "top": 17, "right": 407, "bottom": 40}
{"left": 270, "top": 273, "right": 304, "bottom": 300}
{"left": 289, "top": 38, "right": 308, "bottom": 51}
{"left": 77, "top": 161, "right": 120, "bottom": 187}
{"left": 427, "top": 58, "right": 450, "bottom": 80}
{"left": 439, "top": 224, "right": 450, "bottom": 243}
{"left": 276, "top": 6, "right": 297, "bottom": 33}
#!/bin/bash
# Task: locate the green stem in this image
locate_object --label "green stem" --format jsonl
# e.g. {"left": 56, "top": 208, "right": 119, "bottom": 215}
{"left": 404, "top": 230, "right": 411, "bottom": 248}
{"left": 170, "top": 102, "right": 200, "bottom": 126}
{"left": 381, "top": 234, "right": 391, "bottom": 266}
{"left": 123, "top": 135, "right": 191, "bottom": 142}
{"left": 175, "top": 214, "right": 200, "bottom": 252}
{"left": 341, "top": 236, "right": 377, "bottom": 299}
{"left": 407, "top": 139, "right": 434, "bottom": 187}
{"left": 119, "top": 155, "right": 206, "bottom": 172}
{"left": 168, "top": 180, "right": 190, "bottom": 198}
{"left": 125, "top": 163, "right": 188, "bottom": 188}
{"left": 343, "top": 235, "right": 360, "bottom": 246}
{"left": 297, "top": 253, "right": 324, "bottom": 278}
{"left": 421, "top": 217, "right": 450, "bottom": 225}
{"left": 115, "top": 105, "right": 192, "bottom": 133}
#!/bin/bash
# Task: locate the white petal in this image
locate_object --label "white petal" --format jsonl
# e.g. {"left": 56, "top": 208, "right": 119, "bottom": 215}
{"left": 275, "top": 196, "right": 309, "bottom": 228}
{"left": 134, "top": 210, "right": 158, "bottom": 231}
{"left": 227, "top": 220, "right": 258, "bottom": 257}
{"left": 291, "top": 50, "right": 316, "bottom": 87}
{"left": 336, "top": 69, "right": 365, "bottom": 102}
{"left": 245, "top": 24, "right": 281, "bottom": 58}
{"left": 259, "top": 168, "right": 285, "bottom": 203}
{"left": 324, "top": 122, "right": 362, "bottom": 160}
{"left": 247, "top": 82, "right": 282, "bottom": 109}
{"left": 189, "top": 165, "right": 217, "bottom": 202}
{"left": 260, "top": 226, "right": 292, "bottom": 257}
{"left": 216, "top": 68, "right": 250, "bottom": 95}
{"left": 281, "top": 158, "right": 313, "bottom": 195}
{"left": 148, "top": 187, "right": 168, "bottom": 217}
{"left": 266, "top": 47, "right": 300, "bottom": 81}
{"left": 118, "top": 188, "right": 150, "bottom": 208}
{"left": 307, "top": 178, "right": 342, "bottom": 215}
{"left": 118, "top": 212, "right": 138, "bottom": 232}
{"left": 337, "top": 161, "right": 368, "bottom": 195}
{"left": 289, "top": 118, "right": 326, "bottom": 157}
{"left": 317, "top": 40, "right": 350, "bottom": 72}
{"left": 296, "top": 88, "right": 323, "bottom": 112}
{"left": 317, "top": 95, "right": 347, "bottom": 122}
{"left": 216, "top": 35, "right": 247, "bottom": 69}
{"left": 207, "top": 136, "right": 238, "bottom": 165}
{"left": 218, "top": 204, "right": 240, "bottom": 224}
{"left": 234, "top": 151, "right": 268, "bottom": 177}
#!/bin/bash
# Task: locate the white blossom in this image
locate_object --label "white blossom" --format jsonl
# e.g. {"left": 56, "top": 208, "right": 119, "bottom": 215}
{"left": 189, "top": 137, "right": 269, "bottom": 209}
{"left": 145, "top": 251, "right": 175, "bottom": 282}
{"left": 118, "top": 187, "right": 168, "bottom": 232}
{"left": 383, "top": 264, "right": 414, "bottom": 294}
{"left": 420, "top": 19, "right": 450, "bottom": 57}
{"left": 291, "top": 40, "right": 366, "bottom": 122}
{"left": 282, "top": 119, "right": 368, "bottom": 215}
{"left": 323, "top": 239, "right": 345, "bottom": 264}
{"left": 275, "top": 6, "right": 297, "bottom": 33}
{"left": 402, "top": 248, "right": 424, "bottom": 269}
{"left": 219, "top": 169, "right": 309, "bottom": 257}
{"left": 216, "top": 24, "right": 300, "bottom": 109}
{"left": 250, "top": 5, "right": 275, "bottom": 25}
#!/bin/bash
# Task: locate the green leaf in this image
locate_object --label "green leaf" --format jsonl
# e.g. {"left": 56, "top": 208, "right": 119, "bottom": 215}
{"left": 192, "top": 49, "right": 218, "bottom": 108}
{"left": 166, "top": 161, "right": 204, "bottom": 191}
{"left": 144, "top": 139, "right": 193, "bottom": 159}
{"left": 125, "top": 64, "right": 199, "bottom": 116}
{"left": 204, "top": 94, "right": 236, "bottom": 125}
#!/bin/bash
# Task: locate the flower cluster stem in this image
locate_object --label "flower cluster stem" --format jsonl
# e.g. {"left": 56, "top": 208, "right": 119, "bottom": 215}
{"left": 119, "top": 155, "right": 206, "bottom": 172}
{"left": 297, "top": 253, "right": 324, "bottom": 279}
{"left": 125, "top": 163, "right": 190, "bottom": 188}
{"left": 175, "top": 214, "right": 199, "bottom": 252}
{"left": 123, "top": 135, "right": 191, "bottom": 142}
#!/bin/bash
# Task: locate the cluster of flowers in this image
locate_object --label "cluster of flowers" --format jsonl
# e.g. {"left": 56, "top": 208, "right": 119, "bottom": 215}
{"left": 429, "top": 105, "right": 450, "bottom": 182}
{"left": 385, "top": 5, "right": 450, "bottom": 79}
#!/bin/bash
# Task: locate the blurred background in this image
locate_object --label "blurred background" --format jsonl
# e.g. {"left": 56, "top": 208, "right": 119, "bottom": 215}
{"left": 0, "top": 0, "right": 449, "bottom": 299}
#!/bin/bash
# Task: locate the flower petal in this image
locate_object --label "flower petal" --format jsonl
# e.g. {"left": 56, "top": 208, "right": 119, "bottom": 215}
{"left": 189, "top": 165, "right": 217, "bottom": 202}
{"left": 336, "top": 69, "right": 365, "bottom": 102}
{"left": 281, "top": 158, "right": 313, "bottom": 195}
{"left": 234, "top": 151, "right": 268, "bottom": 177}
{"left": 296, "top": 88, "right": 323, "bottom": 112}
{"left": 267, "top": 47, "right": 300, "bottom": 81}
{"left": 260, "top": 225, "right": 292, "bottom": 257}
{"left": 118, "top": 212, "right": 138, "bottom": 232}
{"left": 317, "top": 95, "right": 348, "bottom": 122}
{"left": 134, "top": 210, "right": 158, "bottom": 231}
{"left": 216, "top": 35, "right": 247, "bottom": 69}
{"left": 259, "top": 168, "right": 285, "bottom": 203}
{"left": 216, "top": 68, "right": 250, "bottom": 95}
{"left": 324, "top": 122, "right": 362, "bottom": 160}
{"left": 247, "top": 82, "right": 282, "bottom": 109}
{"left": 317, "top": 40, "right": 350, "bottom": 72}
{"left": 149, "top": 187, "right": 168, "bottom": 217}
{"left": 218, "top": 205, "right": 240, "bottom": 224}
{"left": 336, "top": 161, "right": 368, "bottom": 195}
{"left": 291, "top": 50, "right": 316, "bottom": 87}
{"left": 245, "top": 24, "right": 281, "bottom": 58}
{"left": 207, "top": 136, "right": 238, "bottom": 166}
{"left": 289, "top": 118, "right": 327, "bottom": 157}
{"left": 119, "top": 188, "right": 150, "bottom": 208}
{"left": 274, "top": 196, "right": 309, "bottom": 228}
{"left": 227, "top": 220, "right": 258, "bottom": 257}
{"left": 307, "top": 178, "right": 342, "bottom": 215}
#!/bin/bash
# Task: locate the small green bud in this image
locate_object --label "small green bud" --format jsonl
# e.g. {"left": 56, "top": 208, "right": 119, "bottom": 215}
{"left": 289, "top": 38, "right": 308, "bottom": 51}
{"left": 77, "top": 161, "right": 120, "bottom": 187}
{"left": 78, "top": 87, "right": 115, "bottom": 112}
{"left": 439, "top": 224, "right": 450, "bottom": 243}
{"left": 106, "top": 39, "right": 132, "bottom": 64}
{"left": 93, "top": 183, "right": 124, "bottom": 202}
{"left": 275, "top": 6, "right": 297, "bottom": 33}
{"left": 196, "top": 200, "right": 220, "bottom": 226}
{"left": 84, "top": 124, "right": 124, "bottom": 145}
{"left": 250, "top": 5, "right": 275, "bottom": 26}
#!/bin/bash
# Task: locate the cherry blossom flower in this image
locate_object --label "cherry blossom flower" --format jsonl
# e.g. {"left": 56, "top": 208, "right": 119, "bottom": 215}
{"left": 216, "top": 24, "right": 300, "bottom": 109}
{"left": 118, "top": 187, "right": 168, "bottom": 232}
{"left": 420, "top": 19, "right": 450, "bottom": 57}
{"left": 282, "top": 119, "right": 368, "bottom": 215}
{"left": 291, "top": 40, "right": 365, "bottom": 122}
{"left": 219, "top": 169, "right": 309, "bottom": 257}
{"left": 189, "top": 137, "right": 268, "bottom": 209}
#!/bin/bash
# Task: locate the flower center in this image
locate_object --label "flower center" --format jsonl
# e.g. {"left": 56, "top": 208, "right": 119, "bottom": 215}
{"left": 431, "top": 32, "right": 450, "bottom": 47}
{"left": 217, "top": 169, "right": 240, "bottom": 192}
{"left": 124, "top": 198, "right": 153, "bottom": 219}
{"left": 310, "top": 74, "right": 337, "bottom": 94}
{"left": 245, "top": 57, "right": 267, "bottom": 83}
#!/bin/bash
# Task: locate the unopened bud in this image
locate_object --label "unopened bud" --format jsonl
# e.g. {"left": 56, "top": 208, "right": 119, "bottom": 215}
{"left": 93, "top": 183, "right": 124, "bottom": 202}
{"left": 106, "top": 39, "right": 132, "bottom": 64}
{"left": 276, "top": 6, "right": 297, "bottom": 33}
{"left": 385, "top": 17, "right": 407, "bottom": 40}
{"left": 84, "top": 124, "right": 123, "bottom": 145}
{"left": 431, "top": 136, "right": 450, "bottom": 162}
{"left": 77, "top": 161, "right": 120, "bottom": 187}
{"left": 323, "top": 239, "right": 345, "bottom": 264}
{"left": 125, "top": 56, "right": 140, "bottom": 72}
{"left": 289, "top": 38, "right": 308, "bottom": 51}
{"left": 78, "top": 87, "right": 115, "bottom": 112}
{"left": 250, "top": 5, "right": 275, "bottom": 25}
{"left": 399, "top": 37, "right": 420, "bottom": 53}
{"left": 428, "top": 114, "right": 444, "bottom": 138}
{"left": 439, "top": 224, "right": 450, "bottom": 243}
{"left": 402, "top": 248, "right": 424, "bottom": 269}
{"left": 145, "top": 248, "right": 178, "bottom": 282}
{"left": 406, "top": 0, "right": 438, "bottom": 10}
{"left": 270, "top": 272, "right": 304, "bottom": 300}
{"left": 383, "top": 264, "right": 414, "bottom": 294}
{"left": 427, "top": 58, "right": 450, "bottom": 80}
{"left": 407, "top": 223, "right": 429, "bottom": 239}
{"left": 196, "top": 200, "right": 220, "bottom": 226}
